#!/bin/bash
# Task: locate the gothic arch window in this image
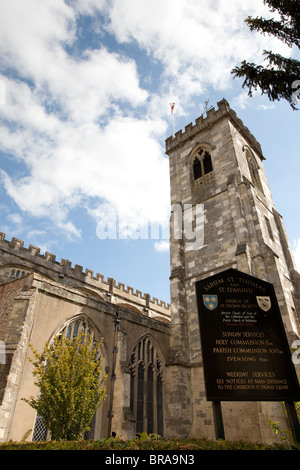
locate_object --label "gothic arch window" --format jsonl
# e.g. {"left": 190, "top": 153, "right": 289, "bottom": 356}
{"left": 116, "top": 303, "right": 143, "bottom": 315}
{"left": 0, "top": 265, "right": 31, "bottom": 284}
{"left": 32, "top": 315, "right": 103, "bottom": 442}
{"left": 243, "top": 146, "right": 264, "bottom": 193}
{"left": 192, "top": 148, "right": 213, "bottom": 182}
{"left": 129, "top": 336, "right": 164, "bottom": 436}
{"left": 59, "top": 315, "right": 95, "bottom": 342}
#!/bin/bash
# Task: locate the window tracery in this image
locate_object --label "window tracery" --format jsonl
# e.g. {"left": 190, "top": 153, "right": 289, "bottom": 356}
{"left": 193, "top": 148, "right": 213, "bottom": 181}
{"left": 129, "top": 336, "right": 164, "bottom": 436}
{"left": 0, "top": 265, "right": 31, "bottom": 284}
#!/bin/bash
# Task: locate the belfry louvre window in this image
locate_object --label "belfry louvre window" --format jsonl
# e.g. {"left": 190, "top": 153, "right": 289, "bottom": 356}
{"left": 193, "top": 156, "right": 202, "bottom": 180}
{"left": 129, "top": 336, "right": 164, "bottom": 436}
{"left": 193, "top": 149, "right": 213, "bottom": 181}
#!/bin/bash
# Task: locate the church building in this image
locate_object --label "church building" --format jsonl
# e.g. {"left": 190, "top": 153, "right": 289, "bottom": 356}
{"left": 0, "top": 99, "right": 299, "bottom": 443}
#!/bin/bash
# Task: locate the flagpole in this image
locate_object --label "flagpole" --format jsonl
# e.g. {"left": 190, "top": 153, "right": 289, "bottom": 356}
{"left": 172, "top": 112, "right": 175, "bottom": 138}
{"left": 169, "top": 102, "right": 175, "bottom": 137}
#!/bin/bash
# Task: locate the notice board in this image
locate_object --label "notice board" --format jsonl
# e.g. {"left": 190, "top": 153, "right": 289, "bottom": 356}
{"left": 195, "top": 269, "right": 300, "bottom": 401}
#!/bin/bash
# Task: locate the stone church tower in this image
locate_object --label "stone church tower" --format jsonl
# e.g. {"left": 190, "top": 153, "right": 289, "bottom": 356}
{"left": 164, "top": 98, "right": 300, "bottom": 442}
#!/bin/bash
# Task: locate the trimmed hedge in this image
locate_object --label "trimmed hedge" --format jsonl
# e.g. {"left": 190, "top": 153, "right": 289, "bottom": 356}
{"left": 0, "top": 435, "right": 299, "bottom": 450}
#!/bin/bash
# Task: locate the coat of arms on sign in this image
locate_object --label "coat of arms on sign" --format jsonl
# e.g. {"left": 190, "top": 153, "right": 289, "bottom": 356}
{"left": 203, "top": 295, "right": 218, "bottom": 311}
{"left": 256, "top": 296, "right": 271, "bottom": 312}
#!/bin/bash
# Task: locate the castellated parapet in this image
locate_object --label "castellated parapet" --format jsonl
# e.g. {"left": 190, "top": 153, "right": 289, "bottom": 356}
{"left": 0, "top": 232, "right": 170, "bottom": 322}
{"left": 166, "top": 98, "right": 264, "bottom": 160}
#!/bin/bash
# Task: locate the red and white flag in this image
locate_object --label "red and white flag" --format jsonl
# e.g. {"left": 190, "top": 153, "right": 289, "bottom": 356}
{"left": 169, "top": 102, "right": 175, "bottom": 114}
{"left": 169, "top": 102, "right": 176, "bottom": 137}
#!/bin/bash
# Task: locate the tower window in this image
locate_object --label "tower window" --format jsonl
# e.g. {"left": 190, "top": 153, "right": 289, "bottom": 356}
{"left": 193, "top": 149, "right": 213, "bottom": 181}
{"left": 203, "top": 151, "right": 213, "bottom": 174}
{"left": 265, "top": 217, "right": 274, "bottom": 241}
{"left": 193, "top": 157, "right": 202, "bottom": 180}
{"left": 244, "top": 146, "right": 264, "bottom": 194}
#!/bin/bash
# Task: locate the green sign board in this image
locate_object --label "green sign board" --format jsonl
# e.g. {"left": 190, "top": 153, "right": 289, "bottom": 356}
{"left": 195, "top": 269, "right": 300, "bottom": 401}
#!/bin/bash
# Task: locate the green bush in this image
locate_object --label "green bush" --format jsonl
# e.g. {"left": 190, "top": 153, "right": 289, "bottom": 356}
{"left": 0, "top": 435, "right": 299, "bottom": 451}
{"left": 22, "top": 333, "right": 107, "bottom": 441}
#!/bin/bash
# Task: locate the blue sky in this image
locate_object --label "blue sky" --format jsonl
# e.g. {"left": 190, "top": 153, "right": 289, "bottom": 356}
{"left": 0, "top": 0, "right": 299, "bottom": 304}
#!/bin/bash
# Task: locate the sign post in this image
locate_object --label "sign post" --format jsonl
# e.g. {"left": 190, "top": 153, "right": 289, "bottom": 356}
{"left": 212, "top": 401, "right": 225, "bottom": 440}
{"left": 196, "top": 269, "right": 300, "bottom": 442}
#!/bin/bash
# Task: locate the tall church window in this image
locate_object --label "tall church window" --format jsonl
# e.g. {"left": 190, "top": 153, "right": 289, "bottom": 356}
{"left": 244, "top": 146, "right": 264, "bottom": 193}
{"left": 265, "top": 216, "right": 274, "bottom": 241}
{"left": 129, "top": 336, "right": 164, "bottom": 436}
{"left": 32, "top": 315, "right": 100, "bottom": 442}
{"left": 193, "top": 149, "right": 213, "bottom": 181}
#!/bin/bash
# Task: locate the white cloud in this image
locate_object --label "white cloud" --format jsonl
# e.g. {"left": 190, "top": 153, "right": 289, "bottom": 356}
{"left": 258, "top": 104, "right": 276, "bottom": 111}
{"left": 0, "top": 0, "right": 76, "bottom": 76}
{"left": 71, "top": 0, "right": 108, "bottom": 16}
{"left": 154, "top": 240, "right": 170, "bottom": 253}
{"left": 232, "top": 91, "right": 251, "bottom": 110}
{"left": 43, "top": 48, "right": 148, "bottom": 125}
{"left": 0, "top": 1, "right": 164, "bottom": 239}
{"left": 0, "top": 113, "right": 170, "bottom": 236}
{"left": 7, "top": 213, "right": 23, "bottom": 226}
{"left": 0, "top": 1, "right": 147, "bottom": 124}
{"left": 0, "top": 0, "right": 294, "bottom": 244}
{"left": 292, "top": 239, "right": 300, "bottom": 272}
{"left": 105, "top": 0, "right": 290, "bottom": 102}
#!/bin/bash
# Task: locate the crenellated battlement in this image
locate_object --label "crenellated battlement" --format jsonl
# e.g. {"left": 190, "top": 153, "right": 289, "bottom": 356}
{"left": 0, "top": 232, "right": 170, "bottom": 320}
{"left": 165, "top": 98, "right": 264, "bottom": 160}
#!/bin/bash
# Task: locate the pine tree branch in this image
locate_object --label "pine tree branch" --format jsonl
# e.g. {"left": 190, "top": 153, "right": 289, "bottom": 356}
{"left": 232, "top": 58, "right": 300, "bottom": 109}
{"left": 232, "top": 0, "right": 300, "bottom": 109}
{"left": 245, "top": 16, "right": 300, "bottom": 48}
{"left": 263, "top": 0, "right": 300, "bottom": 23}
